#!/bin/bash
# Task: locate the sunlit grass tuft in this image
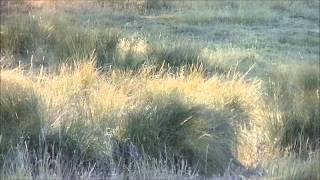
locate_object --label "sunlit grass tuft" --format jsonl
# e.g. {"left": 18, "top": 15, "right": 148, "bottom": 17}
{"left": 265, "top": 64, "right": 320, "bottom": 153}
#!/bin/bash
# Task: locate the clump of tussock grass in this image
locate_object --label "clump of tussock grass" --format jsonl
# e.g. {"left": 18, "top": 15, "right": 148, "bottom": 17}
{"left": 0, "top": 71, "right": 42, "bottom": 159}
{"left": 149, "top": 41, "right": 203, "bottom": 69}
{"left": 35, "top": 62, "right": 114, "bottom": 168}
{"left": 264, "top": 150, "right": 320, "bottom": 180}
{"left": 138, "top": 0, "right": 171, "bottom": 11}
{"left": 0, "top": 64, "right": 114, "bottom": 177}
{"left": 50, "top": 28, "right": 96, "bottom": 64}
{"left": 43, "top": 103, "right": 113, "bottom": 175}
{"left": 0, "top": 15, "right": 50, "bottom": 66}
{"left": 200, "top": 47, "right": 261, "bottom": 76}
{"left": 95, "top": 29, "right": 121, "bottom": 68}
{"left": 114, "top": 35, "right": 150, "bottom": 69}
{"left": 117, "top": 92, "right": 237, "bottom": 176}
{"left": 265, "top": 64, "right": 320, "bottom": 153}
{"left": 131, "top": 65, "right": 264, "bottom": 166}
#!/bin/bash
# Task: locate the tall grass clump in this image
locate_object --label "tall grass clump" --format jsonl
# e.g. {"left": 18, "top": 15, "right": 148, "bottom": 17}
{"left": 43, "top": 102, "right": 113, "bottom": 176}
{"left": 0, "top": 64, "right": 114, "bottom": 177}
{"left": 200, "top": 47, "right": 262, "bottom": 76}
{"left": 50, "top": 29, "right": 95, "bottom": 64}
{"left": 117, "top": 92, "right": 237, "bottom": 176}
{"left": 0, "top": 15, "right": 50, "bottom": 66}
{"left": 0, "top": 71, "right": 42, "bottom": 160}
{"left": 139, "top": 0, "right": 171, "bottom": 11}
{"left": 114, "top": 35, "right": 150, "bottom": 69}
{"left": 35, "top": 62, "right": 114, "bottom": 170}
{"left": 149, "top": 42, "right": 203, "bottom": 69}
{"left": 95, "top": 29, "right": 121, "bottom": 68}
{"left": 265, "top": 65, "right": 320, "bottom": 153}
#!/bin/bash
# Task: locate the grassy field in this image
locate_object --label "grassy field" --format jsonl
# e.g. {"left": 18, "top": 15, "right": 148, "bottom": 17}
{"left": 0, "top": 0, "right": 319, "bottom": 179}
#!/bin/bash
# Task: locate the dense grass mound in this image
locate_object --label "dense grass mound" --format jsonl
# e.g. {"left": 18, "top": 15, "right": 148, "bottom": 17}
{"left": 118, "top": 92, "right": 236, "bottom": 176}
{"left": 266, "top": 65, "right": 320, "bottom": 152}
{"left": 151, "top": 43, "right": 202, "bottom": 68}
{"left": 0, "top": 69, "right": 112, "bottom": 175}
{"left": 0, "top": 15, "right": 50, "bottom": 66}
{"left": 0, "top": 72, "right": 42, "bottom": 158}
{"left": 43, "top": 112, "right": 112, "bottom": 176}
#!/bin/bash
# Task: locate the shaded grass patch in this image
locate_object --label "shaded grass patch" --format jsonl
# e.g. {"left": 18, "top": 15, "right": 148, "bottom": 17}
{"left": 118, "top": 92, "right": 237, "bottom": 176}
{"left": 0, "top": 71, "right": 42, "bottom": 159}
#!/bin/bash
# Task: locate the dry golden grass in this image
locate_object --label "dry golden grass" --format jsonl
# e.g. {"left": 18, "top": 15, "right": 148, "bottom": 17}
{"left": 1, "top": 60, "right": 265, "bottom": 169}
{"left": 1, "top": 0, "right": 319, "bottom": 178}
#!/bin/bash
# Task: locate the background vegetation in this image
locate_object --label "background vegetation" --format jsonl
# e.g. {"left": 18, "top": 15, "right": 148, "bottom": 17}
{"left": 0, "top": 0, "right": 319, "bottom": 179}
